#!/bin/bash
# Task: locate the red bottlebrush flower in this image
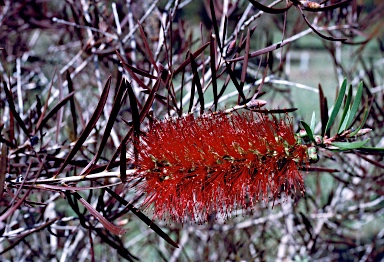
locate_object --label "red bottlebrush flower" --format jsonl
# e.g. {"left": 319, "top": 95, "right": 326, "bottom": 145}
{"left": 133, "top": 112, "right": 309, "bottom": 223}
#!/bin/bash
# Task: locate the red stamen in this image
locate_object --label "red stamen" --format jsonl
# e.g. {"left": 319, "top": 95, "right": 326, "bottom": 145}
{"left": 133, "top": 112, "right": 308, "bottom": 223}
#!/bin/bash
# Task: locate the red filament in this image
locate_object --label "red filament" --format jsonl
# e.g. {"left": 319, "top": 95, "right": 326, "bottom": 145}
{"left": 134, "top": 112, "right": 308, "bottom": 222}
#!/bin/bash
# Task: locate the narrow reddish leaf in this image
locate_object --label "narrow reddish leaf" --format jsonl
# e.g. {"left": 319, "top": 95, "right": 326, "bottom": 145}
{"left": 139, "top": 76, "right": 161, "bottom": 123}
{"left": 126, "top": 80, "right": 140, "bottom": 138}
{"left": 3, "top": 81, "right": 29, "bottom": 137}
{"left": 217, "top": 68, "right": 231, "bottom": 98}
{"left": 38, "top": 92, "right": 75, "bottom": 132}
{"left": 303, "top": 0, "right": 352, "bottom": 12}
{"left": 126, "top": 79, "right": 140, "bottom": 165}
{"left": 55, "top": 77, "right": 112, "bottom": 177}
{"left": 120, "top": 142, "right": 127, "bottom": 182}
{"left": 34, "top": 182, "right": 122, "bottom": 191}
{"left": 116, "top": 51, "right": 149, "bottom": 90}
{"left": 189, "top": 53, "right": 205, "bottom": 114}
{"left": 34, "top": 69, "right": 56, "bottom": 135}
{"left": 319, "top": 84, "right": 329, "bottom": 136}
{"left": 252, "top": 108, "right": 298, "bottom": 114}
{"left": 224, "top": 61, "right": 246, "bottom": 102}
{"left": 138, "top": 23, "right": 159, "bottom": 72}
{"left": 248, "top": 0, "right": 292, "bottom": 14}
{"left": 0, "top": 143, "right": 7, "bottom": 198}
{"left": 78, "top": 79, "right": 127, "bottom": 176}
{"left": 179, "top": 57, "right": 186, "bottom": 116}
{"left": 173, "top": 42, "right": 210, "bottom": 75}
{"left": 209, "top": 0, "right": 222, "bottom": 52}
{"left": 55, "top": 70, "right": 64, "bottom": 143}
{"left": 300, "top": 166, "right": 339, "bottom": 172}
{"left": 188, "top": 73, "right": 197, "bottom": 113}
{"left": 298, "top": 6, "right": 347, "bottom": 42}
{"left": 101, "top": 185, "right": 179, "bottom": 248}
{"left": 210, "top": 33, "right": 218, "bottom": 111}
{"left": 240, "top": 29, "right": 251, "bottom": 88}
{"left": 222, "top": 15, "right": 228, "bottom": 49}
{"left": 73, "top": 192, "right": 127, "bottom": 236}
{"left": 300, "top": 212, "right": 314, "bottom": 239}
{"left": 107, "top": 75, "right": 161, "bottom": 169}
{"left": 120, "top": 61, "right": 156, "bottom": 80}
{"left": 66, "top": 70, "right": 78, "bottom": 140}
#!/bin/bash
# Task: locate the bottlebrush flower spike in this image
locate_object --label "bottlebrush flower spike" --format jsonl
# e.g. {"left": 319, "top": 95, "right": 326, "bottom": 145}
{"left": 133, "top": 112, "right": 309, "bottom": 223}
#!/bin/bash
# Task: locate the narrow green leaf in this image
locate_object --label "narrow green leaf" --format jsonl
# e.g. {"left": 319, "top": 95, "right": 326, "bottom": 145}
{"left": 310, "top": 111, "right": 316, "bottom": 131}
{"left": 346, "top": 81, "right": 364, "bottom": 129}
{"left": 300, "top": 120, "right": 315, "bottom": 143}
{"left": 338, "top": 107, "right": 351, "bottom": 134}
{"left": 331, "top": 138, "right": 370, "bottom": 150}
{"left": 325, "top": 78, "right": 348, "bottom": 136}
{"left": 349, "top": 100, "right": 371, "bottom": 137}
{"left": 337, "top": 84, "right": 352, "bottom": 133}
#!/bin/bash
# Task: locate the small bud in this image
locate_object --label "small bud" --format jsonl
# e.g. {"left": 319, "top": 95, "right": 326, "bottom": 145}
{"left": 225, "top": 39, "right": 237, "bottom": 57}
{"left": 307, "top": 146, "right": 319, "bottom": 163}
{"left": 299, "top": 129, "right": 307, "bottom": 138}
{"left": 300, "top": 1, "right": 321, "bottom": 9}
{"left": 295, "top": 134, "right": 302, "bottom": 145}
{"left": 246, "top": 99, "right": 267, "bottom": 109}
{"left": 314, "top": 135, "right": 323, "bottom": 145}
